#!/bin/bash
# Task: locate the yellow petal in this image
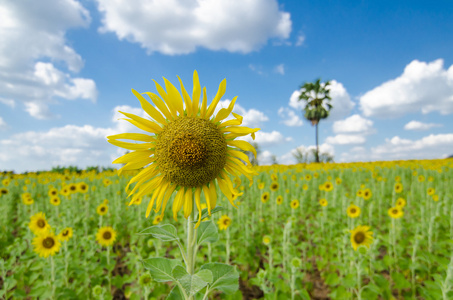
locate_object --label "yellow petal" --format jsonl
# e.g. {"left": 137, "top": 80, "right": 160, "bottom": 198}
{"left": 218, "top": 118, "right": 241, "bottom": 128}
{"left": 221, "top": 126, "right": 260, "bottom": 134}
{"left": 157, "top": 183, "right": 177, "bottom": 218}
{"left": 132, "top": 176, "right": 163, "bottom": 204}
{"left": 227, "top": 140, "right": 257, "bottom": 158}
{"left": 194, "top": 187, "right": 202, "bottom": 229}
{"left": 163, "top": 77, "right": 184, "bottom": 116}
{"left": 192, "top": 70, "right": 201, "bottom": 117}
{"left": 212, "top": 96, "right": 237, "bottom": 124}
{"left": 108, "top": 139, "right": 153, "bottom": 150}
{"left": 118, "top": 157, "right": 154, "bottom": 173}
{"left": 202, "top": 185, "right": 212, "bottom": 216}
{"left": 177, "top": 75, "right": 193, "bottom": 116}
{"left": 172, "top": 188, "right": 186, "bottom": 221}
{"left": 146, "top": 184, "right": 164, "bottom": 218}
{"left": 227, "top": 149, "right": 252, "bottom": 166}
{"left": 153, "top": 181, "right": 170, "bottom": 213}
{"left": 152, "top": 79, "right": 178, "bottom": 120}
{"left": 208, "top": 182, "right": 217, "bottom": 211}
{"left": 132, "top": 89, "right": 167, "bottom": 125}
{"left": 108, "top": 133, "right": 155, "bottom": 142}
{"left": 216, "top": 176, "right": 237, "bottom": 208}
{"left": 200, "top": 87, "right": 207, "bottom": 118}
{"left": 205, "top": 78, "right": 226, "bottom": 120}
{"left": 112, "top": 150, "right": 153, "bottom": 164}
{"left": 143, "top": 92, "right": 173, "bottom": 121}
{"left": 119, "top": 111, "right": 162, "bottom": 133}
{"left": 126, "top": 165, "right": 159, "bottom": 194}
{"left": 183, "top": 188, "right": 193, "bottom": 218}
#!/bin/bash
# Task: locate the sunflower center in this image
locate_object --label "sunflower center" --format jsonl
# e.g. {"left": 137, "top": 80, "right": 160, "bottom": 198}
{"left": 101, "top": 207, "right": 105, "bottom": 212}
{"left": 43, "top": 237, "right": 55, "bottom": 249}
{"left": 103, "top": 231, "right": 112, "bottom": 240}
{"left": 156, "top": 117, "right": 227, "bottom": 188}
{"left": 37, "top": 219, "right": 46, "bottom": 228}
{"left": 63, "top": 230, "right": 69, "bottom": 236}
{"left": 392, "top": 209, "right": 398, "bottom": 214}
{"left": 354, "top": 232, "right": 366, "bottom": 244}
{"left": 350, "top": 208, "right": 356, "bottom": 214}
{"left": 223, "top": 219, "right": 231, "bottom": 226}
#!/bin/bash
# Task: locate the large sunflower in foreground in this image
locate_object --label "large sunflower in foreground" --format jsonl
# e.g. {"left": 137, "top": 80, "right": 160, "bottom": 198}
{"left": 350, "top": 225, "right": 373, "bottom": 251}
{"left": 108, "top": 70, "right": 260, "bottom": 228}
{"left": 32, "top": 232, "right": 61, "bottom": 258}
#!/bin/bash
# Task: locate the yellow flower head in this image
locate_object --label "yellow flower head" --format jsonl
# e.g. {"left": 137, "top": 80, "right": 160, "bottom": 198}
{"left": 347, "top": 204, "right": 361, "bottom": 218}
{"left": 356, "top": 189, "right": 363, "bottom": 198}
{"left": 258, "top": 182, "right": 265, "bottom": 190}
{"left": 305, "top": 174, "right": 312, "bottom": 181}
{"left": 68, "top": 183, "right": 78, "bottom": 194}
{"left": 261, "top": 192, "right": 270, "bottom": 203}
{"left": 77, "top": 182, "right": 89, "bottom": 193}
{"left": 29, "top": 212, "right": 51, "bottom": 235}
{"left": 263, "top": 235, "right": 271, "bottom": 245}
{"left": 427, "top": 188, "right": 435, "bottom": 196}
{"left": 302, "top": 184, "right": 308, "bottom": 191}
{"left": 33, "top": 232, "right": 61, "bottom": 258}
{"left": 432, "top": 194, "right": 439, "bottom": 202}
{"left": 335, "top": 178, "right": 342, "bottom": 185}
{"left": 396, "top": 197, "right": 406, "bottom": 208}
{"left": 153, "top": 215, "right": 163, "bottom": 225}
{"left": 362, "top": 188, "right": 372, "bottom": 200}
{"left": 418, "top": 175, "right": 425, "bottom": 182}
{"left": 58, "top": 227, "right": 73, "bottom": 242}
{"left": 96, "top": 204, "right": 108, "bottom": 216}
{"left": 48, "top": 188, "right": 58, "bottom": 197}
{"left": 290, "top": 199, "right": 299, "bottom": 209}
{"left": 350, "top": 225, "right": 373, "bottom": 251}
{"left": 218, "top": 215, "right": 231, "bottom": 230}
{"left": 388, "top": 207, "right": 404, "bottom": 219}
{"left": 96, "top": 226, "right": 117, "bottom": 247}
{"left": 319, "top": 198, "right": 328, "bottom": 207}
{"left": 107, "top": 71, "right": 259, "bottom": 228}
{"left": 394, "top": 183, "right": 403, "bottom": 194}
{"left": 270, "top": 181, "right": 279, "bottom": 192}
{"left": 50, "top": 196, "right": 61, "bottom": 206}
{"left": 323, "top": 181, "right": 333, "bottom": 192}
{"left": 276, "top": 195, "right": 283, "bottom": 205}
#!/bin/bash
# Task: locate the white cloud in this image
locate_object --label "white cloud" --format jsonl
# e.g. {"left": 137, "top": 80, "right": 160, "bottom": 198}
{"left": 404, "top": 120, "right": 443, "bottom": 131}
{"left": 96, "top": 0, "right": 292, "bottom": 55}
{"left": 360, "top": 59, "right": 453, "bottom": 118}
{"left": 240, "top": 130, "right": 293, "bottom": 147}
{"left": 0, "top": 1, "right": 97, "bottom": 119}
{"left": 274, "top": 64, "right": 285, "bottom": 75}
{"left": 211, "top": 99, "right": 269, "bottom": 128}
{"left": 278, "top": 107, "right": 303, "bottom": 127}
{"left": 325, "top": 134, "right": 366, "bottom": 145}
{"left": 288, "top": 80, "right": 355, "bottom": 121}
{"left": 332, "top": 114, "right": 374, "bottom": 134}
{"left": 295, "top": 34, "right": 305, "bottom": 46}
{"left": 0, "top": 98, "right": 15, "bottom": 108}
{"left": 0, "top": 117, "right": 6, "bottom": 130}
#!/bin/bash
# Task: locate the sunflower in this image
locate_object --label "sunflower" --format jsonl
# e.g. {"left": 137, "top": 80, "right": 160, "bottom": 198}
{"left": 261, "top": 192, "right": 270, "bottom": 203}
{"left": 313, "top": 172, "right": 319, "bottom": 179}
{"left": 356, "top": 190, "right": 363, "bottom": 198}
{"left": 276, "top": 195, "right": 283, "bottom": 205}
{"left": 290, "top": 199, "right": 299, "bottom": 209}
{"left": 394, "top": 183, "right": 403, "bottom": 193}
{"left": 68, "top": 183, "right": 77, "bottom": 194}
{"left": 347, "top": 204, "right": 361, "bottom": 218}
{"left": 362, "top": 188, "right": 372, "bottom": 200}
{"left": 103, "top": 178, "right": 112, "bottom": 187}
{"left": 388, "top": 207, "right": 404, "bottom": 219}
{"left": 58, "top": 227, "right": 73, "bottom": 242}
{"left": 432, "top": 194, "right": 439, "bottom": 202}
{"left": 96, "top": 226, "right": 117, "bottom": 247}
{"left": 318, "top": 184, "right": 325, "bottom": 191}
{"left": 270, "top": 182, "right": 279, "bottom": 192}
{"left": 153, "top": 215, "right": 163, "bottom": 225}
{"left": 305, "top": 174, "right": 312, "bottom": 181}
{"left": 218, "top": 215, "right": 232, "bottom": 230}
{"left": 302, "top": 184, "right": 308, "bottom": 191}
{"left": 23, "top": 196, "right": 34, "bottom": 205}
{"left": 335, "top": 178, "right": 342, "bottom": 185}
{"left": 418, "top": 175, "right": 425, "bottom": 182}
{"left": 395, "top": 176, "right": 401, "bottom": 182}
{"left": 0, "top": 188, "right": 8, "bottom": 196}
{"left": 50, "top": 196, "right": 61, "bottom": 206}
{"left": 60, "top": 187, "right": 70, "bottom": 197}
{"left": 350, "top": 225, "right": 373, "bottom": 251}
{"left": 396, "top": 197, "right": 406, "bottom": 208}
{"left": 107, "top": 70, "right": 259, "bottom": 228}
{"left": 77, "top": 182, "right": 89, "bottom": 193}
{"left": 319, "top": 198, "right": 328, "bottom": 207}
{"left": 96, "top": 204, "right": 108, "bottom": 216}
{"left": 258, "top": 182, "right": 265, "bottom": 190}
{"left": 33, "top": 232, "right": 61, "bottom": 258}
{"left": 48, "top": 188, "right": 58, "bottom": 197}
{"left": 427, "top": 188, "right": 435, "bottom": 196}
{"left": 29, "top": 212, "right": 51, "bottom": 235}
{"left": 262, "top": 235, "right": 271, "bottom": 245}
{"left": 323, "top": 182, "right": 333, "bottom": 192}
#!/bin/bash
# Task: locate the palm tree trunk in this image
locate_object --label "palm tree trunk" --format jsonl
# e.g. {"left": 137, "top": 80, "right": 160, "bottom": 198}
{"left": 315, "top": 122, "right": 319, "bottom": 163}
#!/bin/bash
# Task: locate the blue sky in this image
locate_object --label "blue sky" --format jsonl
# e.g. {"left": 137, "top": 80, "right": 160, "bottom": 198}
{"left": 1, "top": 0, "right": 453, "bottom": 173}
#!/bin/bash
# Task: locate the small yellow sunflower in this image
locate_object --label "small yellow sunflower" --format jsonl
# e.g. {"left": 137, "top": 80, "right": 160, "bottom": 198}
{"left": 96, "top": 204, "right": 108, "bottom": 216}
{"left": 362, "top": 188, "right": 372, "bottom": 200}
{"left": 96, "top": 226, "right": 117, "bottom": 247}
{"left": 350, "top": 225, "right": 373, "bottom": 251}
{"left": 60, "top": 187, "right": 70, "bottom": 197}
{"left": 394, "top": 183, "right": 403, "bottom": 193}
{"left": 48, "top": 188, "right": 58, "bottom": 197}
{"left": 395, "top": 176, "right": 401, "bottom": 182}
{"left": 58, "top": 227, "right": 73, "bottom": 242}
{"left": 418, "top": 175, "right": 425, "bottom": 182}
{"left": 270, "top": 181, "right": 279, "bottom": 192}
{"left": 388, "top": 207, "right": 404, "bottom": 219}
{"left": 33, "top": 232, "right": 61, "bottom": 258}
{"left": 218, "top": 215, "right": 232, "bottom": 230}
{"left": 50, "top": 196, "right": 61, "bottom": 206}
{"left": 23, "top": 196, "right": 34, "bottom": 205}
{"left": 335, "top": 178, "right": 342, "bottom": 185}
{"left": 153, "top": 215, "right": 163, "bottom": 225}
{"left": 262, "top": 235, "right": 271, "bottom": 245}
{"left": 0, "top": 188, "right": 8, "bottom": 196}
{"left": 107, "top": 70, "right": 259, "bottom": 228}
{"left": 347, "top": 204, "right": 361, "bottom": 218}
{"left": 432, "top": 194, "right": 439, "bottom": 202}
{"left": 68, "top": 183, "right": 78, "bottom": 194}
{"left": 305, "top": 174, "right": 312, "bottom": 181}
{"left": 356, "top": 189, "right": 363, "bottom": 198}
{"left": 258, "top": 182, "right": 265, "bottom": 190}
{"left": 318, "top": 184, "right": 325, "bottom": 191}
{"left": 323, "top": 182, "right": 333, "bottom": 192}
{"left": 427, "top": 188, "right": 435, "bottom": 196}
{"left": 313, "top": 172, "right": 319, "bottom": 179}
{"left": 261, "top": 192, "right": 270, "bottom": 203}
{"left": 77, "top": 182, "right": 89, "bottom": 194}
{"left": 29, "top": 212, "right": 51, "bottom": 235}
{"left": 290, "top": 199, "right": 299, "bottom": 209}
{"left": 396, "top": 197, "right": 406, "bottom": 208}
{"left": 302, "top": 184, "right": 308, "bottom": 191}
{"left": 319, "top": 198, "right": 328, "bottom": 207}
{"left": 276, "top": 195, "right": 283, "bottom": 205}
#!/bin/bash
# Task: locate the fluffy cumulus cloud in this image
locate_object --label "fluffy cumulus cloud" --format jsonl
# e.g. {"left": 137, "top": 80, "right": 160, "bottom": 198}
{"left": 340, "top": 133, "right": 453, "bottom": 162}
{"left": 96, "top": 0, "right": 292, "bottom": 55}
{"left": 240, "top": 131, "right": 293, "bottom": 147}
{"left": 325, "top": 114, "right": 375, "bottom": 145}
{"left": 360, "top": 59, "right": 453, "bottom": 118}
{"left": 212, "top": 99, "right": 269, "bottom": 128}
{"left": 278, "top": 107, "right": 303, "bottom": 127}
{"left": 0, "top": 1, "right": 97, "bottom": 119}
{"left": 288, "top": 80, "right": 355, "bottom": 122}
{"left": 404, "top": 120, "right": 443, "bottom": 131}
{"left": 0, "top": 117, "right": 7, "bottom": 130}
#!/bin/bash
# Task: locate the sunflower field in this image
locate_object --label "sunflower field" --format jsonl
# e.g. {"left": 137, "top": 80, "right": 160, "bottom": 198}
{"left": 1, "top": 159, "right": 453, "bottom": 299}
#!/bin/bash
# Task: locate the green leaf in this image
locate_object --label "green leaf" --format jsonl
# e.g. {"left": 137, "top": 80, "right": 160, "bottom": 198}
{"left": 166, "top": 286, "right": 204, "bottom": 300}
{"left": 197, "top": 221, "right": 219, "bottom": 245}
{"left": 137, "top": 224, "right": 179, "bottom": 241}
{"left": 200, "top": 263, "right": 239, "bottom": 294}
{"left": 141, "top": 257, "right": 183, "bottom": 282}
{"left": 196, "top": 269, "right": 213, "bottom": 285}
{"left": 194, "top": 206, "right": 225, "bottom": 223}
{"left": 172, "top": 266, "right": 211, "bottom": 296}
{"left": 324, "top": 272, "right": 340, "bottom": 286}
{"left": 391, "top": 272, "right": 410, "bottom": 290}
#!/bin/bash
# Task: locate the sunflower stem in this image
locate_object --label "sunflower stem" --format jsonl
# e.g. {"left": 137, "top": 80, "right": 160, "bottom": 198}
{"left": 64, "top": 242, "right": 69, "bottom": 287}
{"left": 107, "top": 246, "right": 111, "bottom": 294}
{"left": 226, "top": 227, "right": 230, "bottom": 263}
{"left": 186, "top": 198, "right": 198, "bottom": 300}
{"left": 50, "top": 255, "right": 55, "bottom": 299}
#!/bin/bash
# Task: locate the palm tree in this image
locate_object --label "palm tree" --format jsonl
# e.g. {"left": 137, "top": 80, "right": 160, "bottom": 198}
{"left": 298, "top": 78, "right": 333, "bottom": 163}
